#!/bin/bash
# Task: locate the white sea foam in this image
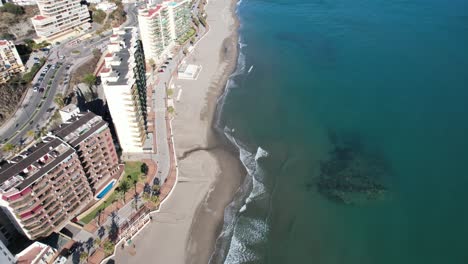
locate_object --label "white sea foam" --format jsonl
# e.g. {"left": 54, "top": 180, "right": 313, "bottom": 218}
{"left": 224, "top": 232, "right": 258, "bottom": 263}
{"left": 239, "top": 205, "right": 247, "bottom": 213}
{"left": 224, "top": 217, "right": 269, "bottom": 264}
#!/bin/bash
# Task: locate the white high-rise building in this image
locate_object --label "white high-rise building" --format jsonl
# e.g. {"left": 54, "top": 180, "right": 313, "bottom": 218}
{"left": 8, "top": 0, "right": 37, "bottom": 5}
{"left": 0, "top": 40, "right": 25, "bottom": 84}
{"left": 100, "top": 27, "right": 149, "bottom": 154}
{"left": 138, "top": 0, "right": 191, "bottom": 65}
{"left": 31, "top": 0, "right": 91, "bottom": 40}
{"left": 0, "top": 240, "right": 14, "bottom": 264}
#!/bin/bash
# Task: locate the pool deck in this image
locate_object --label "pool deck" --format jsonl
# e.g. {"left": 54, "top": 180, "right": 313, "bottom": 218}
{"left": 95, "top": 179, "right": 117, "bottom": 200}
{"left": 81, "top": 159, "right": 157, "bottom": 234}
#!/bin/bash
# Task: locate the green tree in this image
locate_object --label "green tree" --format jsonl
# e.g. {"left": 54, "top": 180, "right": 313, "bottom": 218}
{"left": 79, "top": 252, "right": 88, "bottom": 263}
{"left": 2, "top": 143, "right": 15, "bottom": 152}
{"left": 92, "top": 9, "right": 107, "bottom": 24}
{"left": 82, "top": 73, "right": 96, "bottom": 88}
{"left": 148, "top": 58, "right": 156, "bottom": 71}
{"left": 167, "top": 89, "right": 174, "bottom": 97}
{"left": 119, "top": 181, "right": 130, "bottom": 203}
{"left": 26, "top": 130, "right": 35, "bottom": 139}
{"left": 140, "top": 163, "right": 149, "bottom": 175}
{"left": 152, "top": 184, "right": 160, "bottom": 194}
{"left": 54, "top": 93, "right": 65, "bottom": 108}
{"left": 94, "top": 238, "right": 101, "bottom": 248}
{"left": 115, "top": 191, "right": 124, "bottom": 208}
{"left": 167, "top": 106, "right": 175, "bottom": 114}
{"left": 0, "top": 3, "right": 25, "bottom": 15}
{"left": 103, "top": 240, "right": 115, "bottom": 255}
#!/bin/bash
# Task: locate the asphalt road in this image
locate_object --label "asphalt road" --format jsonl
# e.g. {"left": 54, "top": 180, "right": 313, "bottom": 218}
{"left": 1, "top": 4, "right": 146, "bottom": 147}
{"left": 0, "top": 27, "right": 114, "bottom": 146}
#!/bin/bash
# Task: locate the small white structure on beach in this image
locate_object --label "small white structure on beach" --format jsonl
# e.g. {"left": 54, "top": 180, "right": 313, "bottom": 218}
{"left": 178, "top": 63, "right": 201, "bottom": 80}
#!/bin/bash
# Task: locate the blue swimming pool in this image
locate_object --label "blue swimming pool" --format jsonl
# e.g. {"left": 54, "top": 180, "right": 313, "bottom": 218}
{"left": 95, "top": 180, "right": 116, "bottom": 199}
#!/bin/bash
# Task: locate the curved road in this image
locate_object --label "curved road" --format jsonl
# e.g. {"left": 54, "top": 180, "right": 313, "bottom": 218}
{"left": 0, "top": 14, "right": 138, "bottom": 147}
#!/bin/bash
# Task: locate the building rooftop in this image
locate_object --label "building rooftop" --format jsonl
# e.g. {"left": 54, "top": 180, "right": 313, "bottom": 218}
{"left": 33, "top": 15, "right": 48, "bottom": 20}
{"left": 53, "top": 112, "right": 107, "bottom": 146}
{"left": 60, "top": 104, "right": 78, "bottom": 114}
{"left": 16, "top": 241, "right": 56, "bottom": 264}
{"left": 102, "top": 28, "right": 138, "bottom": 87}
{"left": 0, "top": 138, "right": 74, "bottom": 193}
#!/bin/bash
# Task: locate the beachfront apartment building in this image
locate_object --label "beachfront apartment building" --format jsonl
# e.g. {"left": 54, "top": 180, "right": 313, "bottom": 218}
{"left": 100, "top": 27, "right": 150, "bottom": 154}
{"left": 31, "top": 0, "right": 91, "bottom": 40}
{"left": 53, "top": 111, "right": 120, "bottom": 193}
{"left": 7, "top": 0, "right": 37, "bottom": 5}
{"left": 138, "top": 0, "right": 191, "bottom": 65}
{"left": 0, "top": 240, "right": 15, "bottom": 264}
{"left": 0, "top": 112, "right": 121, "bottom": 240}
{"left": 0, "top": 137, "right": 93, "bottom": 240}
{"left": 0, "top": 40, "right": 25, "bottom": 84}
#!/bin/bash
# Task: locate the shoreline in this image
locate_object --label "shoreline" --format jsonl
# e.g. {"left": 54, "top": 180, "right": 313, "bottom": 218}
{"left": 185, "top": 0, "right": 244, "bottom": 262}
{"left": 113, "top": 0, "right": 243, "bottom": 263}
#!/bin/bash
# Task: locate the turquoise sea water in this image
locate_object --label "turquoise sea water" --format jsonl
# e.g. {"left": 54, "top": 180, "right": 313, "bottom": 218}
{"left": 214, "top": 0, "right": 468, "bottom": 263}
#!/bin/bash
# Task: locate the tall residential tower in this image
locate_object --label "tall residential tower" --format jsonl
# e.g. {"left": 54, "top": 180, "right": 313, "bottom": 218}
{"left": 0, "top": 40, "right": 25, "bottom": 84}
{"left": 138, "top": 0, "right": 191, "bottom": 65}
{"left": 31, "top": 0, "right": 91, "bottom": 40}
{"left": 100, "top": 27, "right": 150, "bottom": 154}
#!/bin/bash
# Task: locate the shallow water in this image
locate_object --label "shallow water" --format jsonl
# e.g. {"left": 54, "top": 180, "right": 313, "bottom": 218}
{"left": 216, "top": 0, "right": 468, "bottom": 263}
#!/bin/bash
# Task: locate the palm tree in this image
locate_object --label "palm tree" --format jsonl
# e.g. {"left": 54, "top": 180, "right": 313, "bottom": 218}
{"left": 2, "top": 143, "right": 15, "bottom": 152}
{"left": 54, "top": 93, "right": 65, "bottom": 108}
{"left": 114, "top": 191, "right": 124, "bottom": 208}
{"left": 149, "top": 58, "right": 156, "bottom": 71}
{"left": 26, "top": 130, "right": 35, "bottom": 138}
{"left": 82, "top": 73, "right": 96, "bottom": 86}
{"left": 103, "top": 241, "right": 115, "bottom": 255}
{"left": 93, "top": 238, "right": 101, "bottom": 249}
{"left": 119, "top": 181, "right": 130, "bottom": 203}
{"left": 79, "top": 252, "right": 88, "bottom": 263}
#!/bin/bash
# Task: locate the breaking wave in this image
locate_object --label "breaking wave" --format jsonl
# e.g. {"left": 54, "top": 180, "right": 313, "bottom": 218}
{"left": 210, "top": 1, "right": 270, "bottom": 261}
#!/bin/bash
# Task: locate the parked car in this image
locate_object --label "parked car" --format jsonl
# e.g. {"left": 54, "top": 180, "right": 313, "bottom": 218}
{"left": 158, "top": 69, "right": 164, "bottom": 72}
{"left": 168, "top": 57, "right": 173, "bottom": 60}
{"left": 161, "top": 65, "right": 167, "bottom": 68}
{"left": 164, "top": 61, "right": 170, "bottom": 65}
{"left": 39, "top": 88, "right": 45, "bottom": 93}
{"left": 33, "top": 87, "right": 38, "bottom": 92}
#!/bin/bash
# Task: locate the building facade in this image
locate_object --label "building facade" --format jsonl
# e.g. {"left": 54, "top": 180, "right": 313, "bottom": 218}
{"left": 0, "top": 111, "right": 120, "bottom": 240}
{"left": 138, "top": 0, "right": 191, "bottom": 65}
{"left": 0, "top": 239, "right": 15, "bottom": 264}
{"left": 31, "top": 0, "right": 91, "bottom": 40}
{"left": 15, "top": 241, "right": 57, "bottom": 264}
{"left": 100, "top": 27, "right": 150, "bottom": 154}
{"left": 0, "top": 137, "right": 93, "bottom": 240}
{"left": 8, "top": 0, "right": 37, "bottom": 5}
{"left": 0, "top": 40, "right": 25, "bottom": 84}
{"left": 54, "top": 112, "right": 120, "bottom": 193}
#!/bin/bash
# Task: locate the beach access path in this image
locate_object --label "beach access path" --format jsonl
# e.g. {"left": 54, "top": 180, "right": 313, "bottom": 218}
{"left": 113, "top": 0, "right": 241, "bottom": 263}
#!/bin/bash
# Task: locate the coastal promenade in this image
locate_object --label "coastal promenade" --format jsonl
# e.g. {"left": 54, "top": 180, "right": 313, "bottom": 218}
{"left": 112, "top": 0, "right": 243, "bottom": 263}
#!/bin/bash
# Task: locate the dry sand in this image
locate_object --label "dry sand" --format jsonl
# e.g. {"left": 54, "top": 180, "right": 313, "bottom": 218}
{"left": 113, "top": 0, "right": 242, "bottom": 263}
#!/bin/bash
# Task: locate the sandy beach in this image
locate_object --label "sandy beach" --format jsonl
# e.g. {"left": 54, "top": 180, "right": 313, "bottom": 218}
{"left": 114, "top": 0, "right": 242, "bottom": 263}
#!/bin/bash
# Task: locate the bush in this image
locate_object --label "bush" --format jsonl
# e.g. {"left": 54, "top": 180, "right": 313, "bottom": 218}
{"left": 103, "top": 241, "right": 115, "bottom": 255}
{"left": 21, "top": 58, "right": 45, "bottom": 84}
{"left": 92, "top": 9, "right": 106, "bottom": 24}
{"left": 0, "top": 33, "right": 15, "bottom": 40}
{"left": 0, "top": 3, "right": 25, "bottom": 15}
